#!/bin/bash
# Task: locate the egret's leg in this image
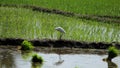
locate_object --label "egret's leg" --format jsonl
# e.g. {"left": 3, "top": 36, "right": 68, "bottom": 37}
{"left": 59, "top": 33, "right": 63, "bottom": 40}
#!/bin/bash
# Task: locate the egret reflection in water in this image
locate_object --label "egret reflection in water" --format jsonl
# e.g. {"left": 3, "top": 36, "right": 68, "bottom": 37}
{"left": 54, "top": 49, "right": 64, "bottom": 66}
{"left": 55, "top": 54, "right": 64, "bottom": 66}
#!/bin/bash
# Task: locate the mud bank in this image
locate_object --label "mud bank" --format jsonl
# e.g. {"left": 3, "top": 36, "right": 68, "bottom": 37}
{"left": 0, "top": 4, "right": 120, "bottom": 23}
{"left": 0, "top": 38, "right": 120, "bottom": 49}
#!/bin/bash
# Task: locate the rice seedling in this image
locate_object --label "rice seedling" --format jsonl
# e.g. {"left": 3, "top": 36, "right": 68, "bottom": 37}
{"left": 107, "top": 46, "right": 119, "bottom": 61}
{"left": 32, "top": 54, "right": 44, "bottom": 63}
{"left": 103, "top": 46, "right": 119, "bottom": 61}
{"left": 0, "top": 0, "right": 119, "bottom": 16}
{"left": 21, "top": 40, "right": 34, "bottom": 50}
{"left": 0, "top": 7, "right": 120, "bottom": 42}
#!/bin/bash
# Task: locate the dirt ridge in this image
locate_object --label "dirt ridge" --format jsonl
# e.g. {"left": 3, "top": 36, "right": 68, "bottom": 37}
{"left": 0, "top": 38, "right": 120, "bottom": 49}
{"left": 0, "top": 4, "right": 120, "bottom": 23}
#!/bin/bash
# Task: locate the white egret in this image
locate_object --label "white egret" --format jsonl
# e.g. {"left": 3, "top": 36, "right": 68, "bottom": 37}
{"left": 55, "top": 27, "right": 66, "bottom": 40}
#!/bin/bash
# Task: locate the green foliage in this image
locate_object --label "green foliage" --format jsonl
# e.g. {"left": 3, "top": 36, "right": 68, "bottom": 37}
{"left": 107, "top": 46, "right": 119, "bottom": 61}
{"left": 21, "top": 40, "right": 34, "bottom": 50}
{"left": 0, "top": 7, "right": 120, "bottom": 42}
{"left": 32, "top": 54, "right": 44, "bottom": 63}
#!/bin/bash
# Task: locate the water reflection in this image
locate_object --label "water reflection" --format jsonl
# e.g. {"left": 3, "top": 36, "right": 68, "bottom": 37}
{"left": 54, "top": 49, "right": 64, "bottom": 65}
{"left": 0, "top": 46, "right": 120, "bottom": 68}
{"left": 0, "top": 50, "right": 16, "bottom": 68}
{"left": 32, "top": 62, "right": 43, "bottom": 68}
{"left": 54, "top": 54, "right": 64, "bottom": 66}
{"left": 37, "top": 47, "right": 107, "bottom": 55}
{"left": 107, "top": 61, "right": 118, "bottom": 68}
{"left": 21, "top": 51, "right": 43, "bottom": 68}
{"left": 21, "top": 50, "right": 34, "bottom": 60}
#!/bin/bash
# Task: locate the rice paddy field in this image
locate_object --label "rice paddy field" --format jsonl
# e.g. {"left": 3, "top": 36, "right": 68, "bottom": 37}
{"left": 0, "top": 0, "right": 120, "bottom": 43}
{"left": 0, "top": 1, "right": 120, "bottom": 68}
{"left": 0, "top": 0, "right": 120, "bottom": 16}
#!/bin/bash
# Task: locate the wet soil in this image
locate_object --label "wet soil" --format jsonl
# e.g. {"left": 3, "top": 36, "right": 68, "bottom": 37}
{"left": 0, "top": 4, "right": 120, "bottom": 23}
{"left": 0, "top": 38, "right": 120, "bottom": 49}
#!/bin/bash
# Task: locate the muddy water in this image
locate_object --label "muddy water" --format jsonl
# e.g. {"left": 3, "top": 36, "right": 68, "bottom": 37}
{"left": 0, "top": 46, "right": 120, "bottom": 68}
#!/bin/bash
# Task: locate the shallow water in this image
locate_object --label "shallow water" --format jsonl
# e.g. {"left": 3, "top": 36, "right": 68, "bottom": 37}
{"left": 0, "top": 46, "right": 120, "bottom": 68}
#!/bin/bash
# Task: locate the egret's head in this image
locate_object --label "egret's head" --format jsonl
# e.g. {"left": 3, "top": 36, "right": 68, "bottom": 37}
{"left": 55, "top": 27, "right": 66, "bottom": 33}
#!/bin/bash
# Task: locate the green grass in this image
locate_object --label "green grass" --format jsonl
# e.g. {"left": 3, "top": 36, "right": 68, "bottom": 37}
{"left": 0, "top": 7, "right": 120, "bottom": 42}
{"left": 0, "top": 0, "right": 120, "bottom": 16}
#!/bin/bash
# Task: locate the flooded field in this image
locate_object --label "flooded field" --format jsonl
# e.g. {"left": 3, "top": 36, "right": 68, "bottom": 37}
{"left": 0, "top": 46, "right": 120, "bottom": 68}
